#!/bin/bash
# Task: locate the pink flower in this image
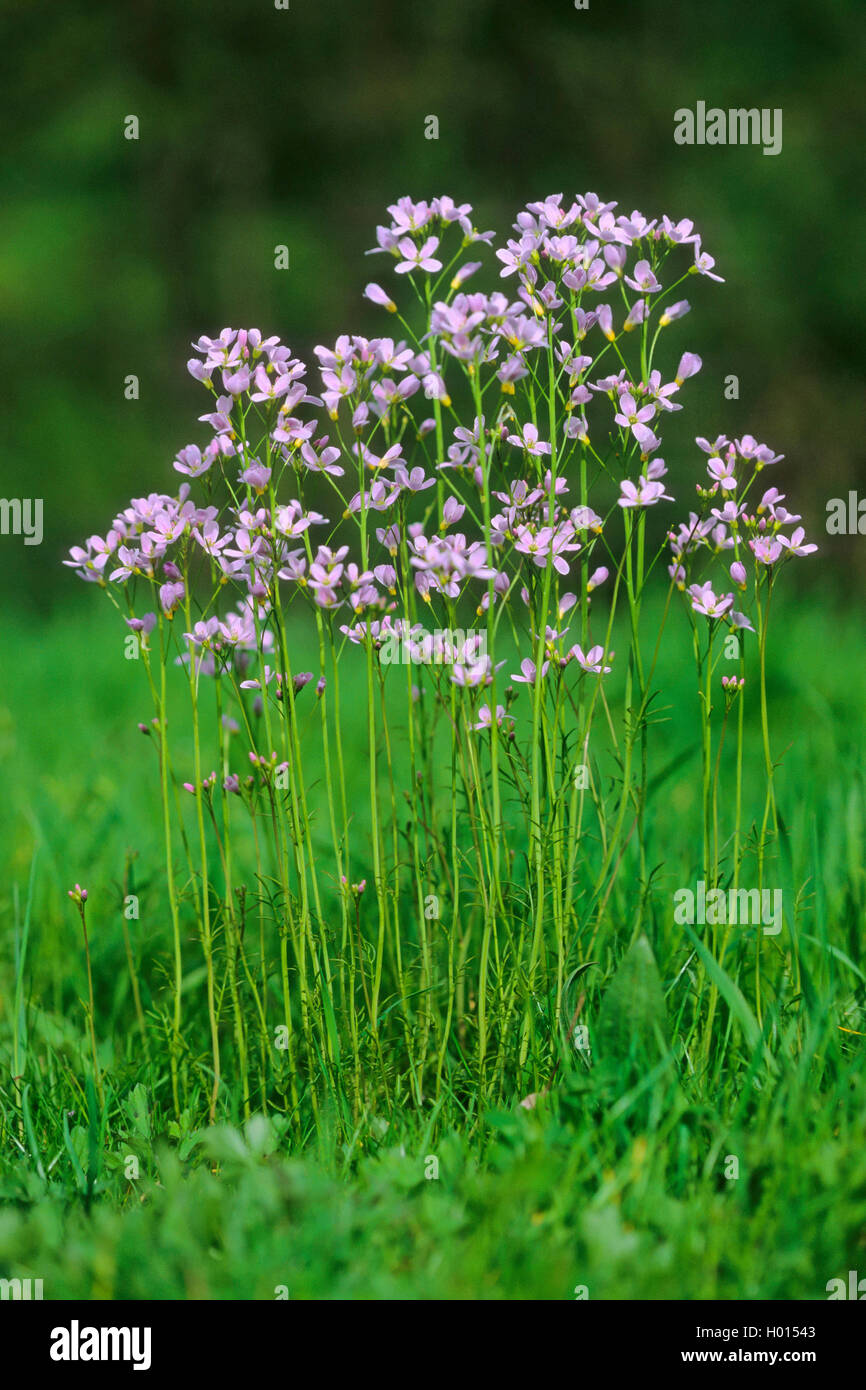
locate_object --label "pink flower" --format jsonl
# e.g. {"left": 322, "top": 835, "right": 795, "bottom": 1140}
{"left": 632, "top": 423, "right": 661, "bottom": 459}
{"left": 394, "top": 236, "right": 442, "bottom": 275}
{"left": 659, "top": 299, "right": 691, "bottom": 325}
{"left": 624, "top": 259, "right": 662, "bottom": 294}
{"left": 778, "top": 527, "right": 818, "bottom": 557}
{"left": 569, "top": 644, "right": 612, "bottom": 675}
{"left": 688, "top": 582, "right": 734, "bottom": 619}
{"left": 364, "top": 282, "right": 397, "bottom": 312}
{"left": 675, "top": 352, "right": 702, "bottom": 385}
{"left": 471, "top": 704, "right": 513, "bottom": 733}
{"left": 614, "top": 393, "right": 656, "bottom": 431}
{"left": 708, "top": 455, "right": 737, "bottom": 490}
{"left": 506, "top": 422, "right": 551, "bottom": 456}
{"left": 512, "top": 657, "right": 550, "bottom": 684}
{"left": 618, "top": 477, "right": 673, "bottom": 508}
{"left": 692, "top": 245, "right": 724, "bottom": 281}
{"left": 750, "top": 536, "right": 784, "bottom": 565}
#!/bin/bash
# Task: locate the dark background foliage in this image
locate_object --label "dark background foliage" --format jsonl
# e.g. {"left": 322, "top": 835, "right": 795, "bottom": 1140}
{"left": 3, "top": 0, "right": 865, "bottom": 606}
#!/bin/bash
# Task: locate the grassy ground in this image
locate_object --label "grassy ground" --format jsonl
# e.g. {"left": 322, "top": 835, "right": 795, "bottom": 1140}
{"left": 0, "top": 593, "right": 864, "bottom": 1300}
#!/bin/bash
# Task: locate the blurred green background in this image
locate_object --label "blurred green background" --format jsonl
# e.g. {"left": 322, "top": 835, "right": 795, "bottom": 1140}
{"left": 2, "top": 0, "right": 865, "bottom": 608}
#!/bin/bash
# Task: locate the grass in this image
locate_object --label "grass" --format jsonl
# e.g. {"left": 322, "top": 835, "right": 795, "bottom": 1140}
{"left": 0, "top": 592, "right": 865, "bottom": 1300}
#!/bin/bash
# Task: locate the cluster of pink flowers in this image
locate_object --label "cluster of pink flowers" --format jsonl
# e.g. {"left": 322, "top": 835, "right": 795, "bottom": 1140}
{"left": 666, "top": 434, "right": 817, "bottom": 629}
{"left": 66, "top": 190, "right": 817, "bottom": 725}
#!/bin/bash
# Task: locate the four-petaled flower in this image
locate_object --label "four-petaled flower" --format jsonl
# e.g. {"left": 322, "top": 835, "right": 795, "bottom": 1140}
{"left": 395, "top": 236, "right": 443, "bottom": 275}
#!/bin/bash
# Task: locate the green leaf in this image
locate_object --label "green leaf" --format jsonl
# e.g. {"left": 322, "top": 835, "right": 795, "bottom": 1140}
{"left": 684, "top": 926, "right": 778, "bottom": 1075}
{"left": 124, "top": 1082, "right": 152, "bottom": 1143}
{"left": 63, "top": 1111, "right": 88, "bottom": 1194}
{"left": 20, "top": 1083, "right": 45, "bottom": 1182}
{"left": 596, "top": 934, "right": 670, "bottom": 1074}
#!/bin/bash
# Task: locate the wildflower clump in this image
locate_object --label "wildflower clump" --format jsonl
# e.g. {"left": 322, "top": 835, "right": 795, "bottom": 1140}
{"left": 67, "top": 192, "right": 816, "bottom": 1128}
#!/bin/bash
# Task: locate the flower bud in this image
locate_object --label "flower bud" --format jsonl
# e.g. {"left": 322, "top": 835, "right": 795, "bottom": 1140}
{"left": 730, "top": 561, "right": 747, "bottom": 588}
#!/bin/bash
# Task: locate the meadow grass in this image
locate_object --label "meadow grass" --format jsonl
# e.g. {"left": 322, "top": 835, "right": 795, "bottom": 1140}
{"left": 0, "top": 594, "right": 864, "bottom": 1300}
